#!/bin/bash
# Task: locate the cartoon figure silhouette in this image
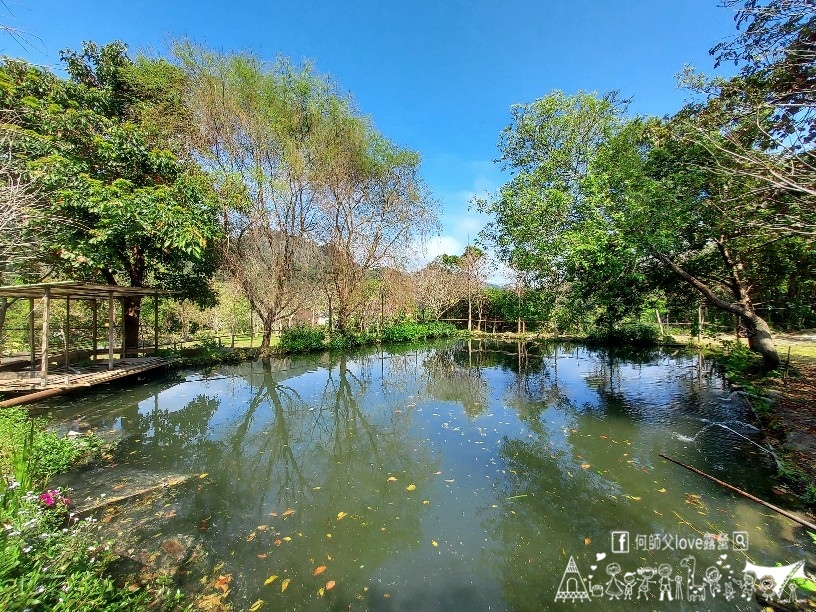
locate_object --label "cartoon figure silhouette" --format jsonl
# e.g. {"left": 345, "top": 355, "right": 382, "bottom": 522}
{"left": 657, "top": 564, "right": 673, "bottom": 601}
{"left": 703, "top": 566, "right": 722, "bottom": 598}
{"left": 675, "top": 575, "right": 684, "bottom": 601}
{"left": 623, "top": 573, "right": 636, "bottom": 600}
{"left": 723, "top": 580, "right": 736, "bottom": 601}
{"left": 741, "top": 573, "right": 755, "bottom": 600}
{"left": 637, "top": 566, "right": 655, "bottom": 600}
{"left": 604, "top": 563, "right": 624, "bottom": 600}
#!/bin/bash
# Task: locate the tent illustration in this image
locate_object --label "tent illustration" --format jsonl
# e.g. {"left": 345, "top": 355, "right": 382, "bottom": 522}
{"left": 555, "top": 556, "right": 592, "bottom": 602}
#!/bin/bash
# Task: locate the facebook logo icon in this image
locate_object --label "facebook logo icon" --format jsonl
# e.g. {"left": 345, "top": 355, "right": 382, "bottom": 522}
{"left": 611, "top": 531, "right": 630, "bottom": 553}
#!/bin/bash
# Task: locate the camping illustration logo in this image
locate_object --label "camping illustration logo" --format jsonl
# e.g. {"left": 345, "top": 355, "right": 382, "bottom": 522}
{"left": 554, "top": 554, "right": 808, "bottom": 605}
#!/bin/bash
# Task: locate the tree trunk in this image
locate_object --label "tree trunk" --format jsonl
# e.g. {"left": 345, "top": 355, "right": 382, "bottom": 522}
{"left": 259, "top": 310, "right": 275, "bottom": 358}
{"left": 123, "top": 296, "right": 142, "bottom": 357}
{"left": 655, "top": 253, "right": 781, "bottom": 368}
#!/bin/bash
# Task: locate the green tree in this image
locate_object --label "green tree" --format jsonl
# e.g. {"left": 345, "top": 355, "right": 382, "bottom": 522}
{"left": 480, "top": 90, "right": 787, "bottom": 366}
{"left": 0, "top": 42, "right": 221, "bottom": 352}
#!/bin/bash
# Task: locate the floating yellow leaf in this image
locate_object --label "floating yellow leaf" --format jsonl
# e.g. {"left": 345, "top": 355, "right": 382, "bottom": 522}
{"left": 326, "top": 533, "right": 332, "bottom": 538}
{"left": 215, "top": 574, "right": 232, "bottom": 593}
{"left": 337, "top": 511, "right": 348, "bottom": 520}
{"left": 580, "top": 463, "right": 591, "bottom": 469}
{"left": 431, "top": 540, "right": 438, "bottom": 547}
{"left": 246, "top": 531, "right": 256, "bottom": 542}
{"left": 199, "top": 473, "right": 208, "bottom": 479}
{"left": 318, "top": 587, "right": 325, "bottom": 597}
{"left": 257, "top": 525, "right": 268, "bottom": 531}
{"left": 406, "top": 484, "right": 416, "bottom": 491}
{"left": 387, "top": 476, "right": 397, "bottom": 482}
{"left": 257, "top": 553, "right": 267, "bottom": 559}
{"left": 326, "top": 580, "right": 336, "bottom": 590}
{"left": 658, "top": 488, "right": 667, "bottom": 493}
{"left": 313, "top": 565, "right": 327, "bottom": 576}
{"left": 283, "top": 536, "right": 292, "bottom": 542}
{"left": 434, "top": 471, "right": 442, "bottom": 475}
{"left": 213, "top": 561, "right": 225, "bottom": 572}
{"left": 281, "top": 509, "right": 295, "bottom": 517}
{"left": 281, "top": 578, "right": 290, "bottom": 592}
{"left": 625, "top": 495, "right": 642, "bottom": 501}
{"left": 422, "top": 500, "right": 430, "bottom": 505}
{"left": 249, "top": 599, "right": 264, "bottom": 611}
{"left": 264, "top": 575, "right": 278, "bottom": 585}
{"left": 444, "top": 479, "right": 454, "bottom": 483}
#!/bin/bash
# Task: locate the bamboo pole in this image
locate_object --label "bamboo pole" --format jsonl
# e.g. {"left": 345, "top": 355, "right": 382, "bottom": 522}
{"left": 154, "top": 294, "right": 159, "bottom": 354}
{"left": 659, "top": 453, "right": 816, "bottom": 531}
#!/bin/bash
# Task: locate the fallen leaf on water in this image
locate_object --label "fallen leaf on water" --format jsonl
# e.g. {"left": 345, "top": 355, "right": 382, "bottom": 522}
{"left": 584, "top": 537, "right": 591, "bottom": 545}
{"left": 215, "top": 574, "right": 232, "bottom": 594}
{"left": 337, "top": 512, "right": 348, "bottom": 520}
{"left": 422, "top": 500, "right": 430, "bottom": 505}
{"left": 600, "top": 435, "right": 608, "bottom": 439}
{"left": 113, "top": 484, "right": 127, "bottom": 490}
{"left": 326, "top": 580, "right": 336, "bottom": 590}
{"left": 444, "top": 479, "right": 454, "bottom": 483}
{"left": 247, "top": 531, "right": 257, "bottom": 542}
{"left": 580, "top": 463, "right": 591, "bottom": 469}
{"left": 326, "top": 533, "right": 332, "bottom": 538}
{"left": 264, "top": 575, "right": 278, "bottom": 585}
{"left": 268, "top": 512, "right": 278, "bottom": 517}
{"left": 281, "top": 578, "right": 290, "bottom": 592}
{"left": 249, "top": 599, "right": 264, "bottom": 611}
{"left": 431, "top": 540, "right": 438, "bottom": 547}
{"left": 318, "top": 587, "right": 325, "bottom": 597}
{"left": 387, "top": 476, "right": 397, "bottom": 482}
{"left": 281, "top": 509, "right": 295, "bottom": 517}
{"left": 199, "top": 516, "right": 211, "bottom": 531}
{"left": 257, "top": 553, "right": 267, "bottom": 559}
{"left": 283, "top": 536, "right": 292, "bottom": 541}
{"left": 434, "top": 471, "right": 442, "bottom": 475}
{"left": 257, "top": 524, "right": 268, "bottom": 531}
{"left": 625, "top": 495, "right": 642, "bottom": 501}
{"left": 213, "top": 561, "right": 224, "bottom": 572}
{"left": 658, "top": 488, "right": 667, "bottom": 493}
{"left": 199, "top": 473, "right": 208, "bottom": 479}
{"left": 313, "top": 565, "right": 327, "bottom": 576}
{"left": 274, "top": 539, "right": 282, "bottom": 546}
{"left": 406, "top": 484, "right": 416, "bottom": 491}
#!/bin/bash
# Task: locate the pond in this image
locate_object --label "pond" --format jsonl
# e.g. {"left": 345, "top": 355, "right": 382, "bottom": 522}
{"left": 45, "top": 340, "right": 814, "bottom": 610}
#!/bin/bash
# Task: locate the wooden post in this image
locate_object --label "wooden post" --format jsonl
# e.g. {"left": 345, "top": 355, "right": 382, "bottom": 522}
{"left": 154, "top": 294, "right": 159, "bottom": 354}
{"left": 108, "top": 293, "right": 115, "bottom": 370}
{"left": 64, "top": 296, "right": 70, "bottom": 371}
{"left": 120, "top": 298, "right": 126, "bottom": 359}
{"left": 91, "top": 300, "right": 98, "bottom": 362}
{"left": 40, "top": 288, "right": 50, "bottom": 385}
{"left": 697, "top": 305, "right": 703, "bottom": 342}
{"left": 29, "top": 298, "right": 35, "bottom": 368}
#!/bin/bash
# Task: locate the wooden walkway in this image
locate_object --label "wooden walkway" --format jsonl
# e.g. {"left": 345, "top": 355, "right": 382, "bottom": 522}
{"left": 0, "top": 357, "right": 176, "bottom": 393}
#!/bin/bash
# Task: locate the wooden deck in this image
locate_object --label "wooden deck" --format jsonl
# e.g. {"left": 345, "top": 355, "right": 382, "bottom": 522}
{"left": 0, "top": 357, "right": 176, "bottom": 393}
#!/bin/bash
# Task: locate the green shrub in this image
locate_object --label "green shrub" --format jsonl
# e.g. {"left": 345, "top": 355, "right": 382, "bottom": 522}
{"left": 279, "top": 325, "right": 326, "bottom": 353}
{"left": 586, "top": 322, "right": 660, "bottom": 346}
{"left": 381, "top": 321, "right": 459, "bottom": 343}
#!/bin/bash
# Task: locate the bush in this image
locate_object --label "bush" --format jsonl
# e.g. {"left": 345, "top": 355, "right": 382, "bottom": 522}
{"left": 279, "top": 325, "right": 326, "bottom": 353}
{"left": 586, "top": 322, "right": 661, "bottom": 347}
{"left": 381, "top": 321, "right": 459, "bottom": 343}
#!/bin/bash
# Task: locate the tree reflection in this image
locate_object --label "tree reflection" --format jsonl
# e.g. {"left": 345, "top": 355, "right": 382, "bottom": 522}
{"left": 423, "top": 340, "right": 489, "bottom": 417}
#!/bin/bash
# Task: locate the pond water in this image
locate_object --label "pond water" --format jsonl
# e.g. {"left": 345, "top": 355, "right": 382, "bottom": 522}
{"left": 46, "top": 340, "right": 814, "bottom": 610}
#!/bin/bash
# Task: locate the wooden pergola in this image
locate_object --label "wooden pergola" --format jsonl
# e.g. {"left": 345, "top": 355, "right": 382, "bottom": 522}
{"left": 0, "top": 281, "right": 169, "bottom": 382}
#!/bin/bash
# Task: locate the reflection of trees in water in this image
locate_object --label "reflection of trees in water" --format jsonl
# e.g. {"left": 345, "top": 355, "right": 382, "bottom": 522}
{"left": 423, "top": 340, "right": 489, "bottom": 418}
{"left": 113, "top": 354, "right": 435, "bottom": 606}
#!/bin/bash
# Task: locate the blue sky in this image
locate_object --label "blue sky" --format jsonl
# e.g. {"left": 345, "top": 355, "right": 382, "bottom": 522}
{"left": 2, "top": 1, "right": 740, "bottom": 276}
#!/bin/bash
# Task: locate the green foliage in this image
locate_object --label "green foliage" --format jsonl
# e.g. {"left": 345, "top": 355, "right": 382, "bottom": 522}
{"left": 381, "top": 321, "right": 459, "bottom": 343}
{"left": 585, "top": 322, "right": 661, "bottom": 347}
{"left": 0, "top": 43, "right": 222, "bottom": 305}
{"left": 279, "top": 325, "right": 327, "bottom": 353}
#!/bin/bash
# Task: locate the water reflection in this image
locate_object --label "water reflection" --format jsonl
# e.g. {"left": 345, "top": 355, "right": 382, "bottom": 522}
{"left": 48, "top": 340, "right": 813, "bottom": 610}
